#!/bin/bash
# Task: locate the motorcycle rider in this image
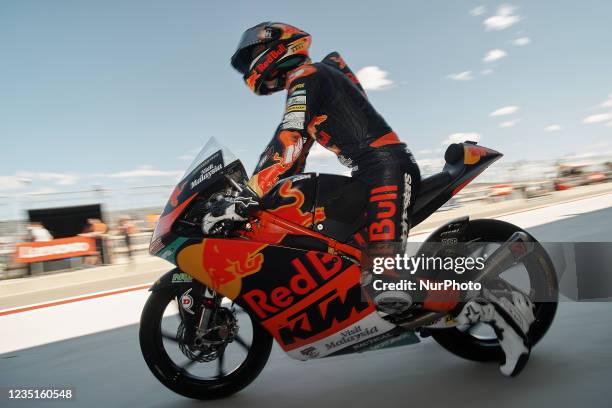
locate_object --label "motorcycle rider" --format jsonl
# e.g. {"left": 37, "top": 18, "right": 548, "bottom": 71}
{"left": 203, "top": 21, "right": 536, "bottom": 377}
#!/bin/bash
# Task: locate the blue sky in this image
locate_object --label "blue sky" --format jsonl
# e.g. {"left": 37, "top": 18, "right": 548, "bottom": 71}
{"left": 1, "top": 0, "right": 611, "bottom": 217}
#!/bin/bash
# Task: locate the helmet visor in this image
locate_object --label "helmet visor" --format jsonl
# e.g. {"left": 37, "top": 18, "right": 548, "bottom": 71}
{"left": 231, "top": 23, "right": 276, "bottom": 75}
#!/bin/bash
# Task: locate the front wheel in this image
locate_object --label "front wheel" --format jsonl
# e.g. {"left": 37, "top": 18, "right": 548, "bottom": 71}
{"left": 139, "top": 284, "right": 273, "bottom": 399}
{"left": 428, "top": 219, "right": 558, "bottom": 362}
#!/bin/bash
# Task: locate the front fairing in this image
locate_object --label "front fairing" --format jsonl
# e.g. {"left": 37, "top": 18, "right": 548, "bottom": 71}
{"left": 149, "top": 137, "right": 248, "bottom": 261}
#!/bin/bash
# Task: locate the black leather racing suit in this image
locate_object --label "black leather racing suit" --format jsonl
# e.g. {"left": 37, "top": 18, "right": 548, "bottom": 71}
{"left": 246, "top": 52, "right": 420, "bottom": 259}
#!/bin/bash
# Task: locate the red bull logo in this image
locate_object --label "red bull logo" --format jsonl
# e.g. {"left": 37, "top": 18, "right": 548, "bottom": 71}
{"left": 270, "top": 180, "right": 326, "bottom": 227}
{"left": 256, "top": 43, "right": 287, "bottom": 74}
{"left": 176, "top": 239, "right": 268, "bottom": 299}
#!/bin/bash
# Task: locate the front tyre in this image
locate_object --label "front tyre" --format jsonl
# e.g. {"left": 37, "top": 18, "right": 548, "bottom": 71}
{"left": 139, "top": 286, "right": 273, "bottom": 399}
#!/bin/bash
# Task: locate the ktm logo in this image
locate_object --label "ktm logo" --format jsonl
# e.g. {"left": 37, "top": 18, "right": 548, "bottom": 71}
{"left": 251, "top": 260, "right": 374, "bottom": 351}
{"left": 277, "top": 282, "right": 368, "bottom": 346}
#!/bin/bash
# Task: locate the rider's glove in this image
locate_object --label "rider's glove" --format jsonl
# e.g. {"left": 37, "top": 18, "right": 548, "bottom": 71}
{"left": 202, "top": 187, "right": 260, "bottom": 234}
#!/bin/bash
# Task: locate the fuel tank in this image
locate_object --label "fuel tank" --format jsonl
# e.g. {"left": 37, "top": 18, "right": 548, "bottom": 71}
{"left": 261, "top": 173, "right": 367, "bottom": 242}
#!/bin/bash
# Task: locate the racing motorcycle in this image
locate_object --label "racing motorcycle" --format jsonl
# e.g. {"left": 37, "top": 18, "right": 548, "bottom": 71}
{"left": 139, "top": 138, "right": 558, "bottom": 399}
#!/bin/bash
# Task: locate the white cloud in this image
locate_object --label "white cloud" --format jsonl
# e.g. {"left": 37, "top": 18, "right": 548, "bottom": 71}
{"left": 442, "top": 133, "right": 482, "bottom": 145}
{"left": 512, "top": 36, "right": 531, "bottom": 46}
{"left": 599, "top": 93, "right": 612, "bottom": 108}
{"left": 582, "top": 112, "right": 612, "bottom": 124}
{"left": 544, "top": 124, "right": 562, "bottom": 132}
{"left": 104, "top": 165, "right": 182, "bottom": 179}
{"left": 356, "top": 66, "right": 393, "bottom": 91}
{"left": 0, "top": 176, "right": 28, "bottom": 191}
{"left": 499, "top": 119, "right": 520, "bottom": 128}
{"left": 483, "top": 4, "right": 522, "bottom": 31}
{"left": 417, "top": 157, "right": 446, "bottom": 170}
{"left": 1, "top": 172, "right": 78, "bottom": 192}
{"left": 470, "top": 6, "right": 486, "bottom": 16}
{"left": 483, "top": 49, "right": 508, "bottom": 63}
{"left": 25, "top": 187, "right": 58, "bottom": 196}
{"left": 490, "top": 105, "right": 519, "bottom": 117}
{"left": 446, "top": 71, "right": 474, "bottom": 81}
{"left": 15, "top": 171, "right": 78, "bottom": 186}
{"left": 481, "top": 69, "right": 494, "bottom": 75}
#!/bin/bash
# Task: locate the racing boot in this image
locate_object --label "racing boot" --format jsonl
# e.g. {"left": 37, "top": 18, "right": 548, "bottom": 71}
{"left": 456, "top": 288, "right": 536, "bottom": 377}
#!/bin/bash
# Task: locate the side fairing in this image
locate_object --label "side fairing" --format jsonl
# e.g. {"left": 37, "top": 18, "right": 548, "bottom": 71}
{"left": 260, "top": 173, "right": 368, "bottom": 243}
{"left": 174, "top": 238, "right": 396, "bottom": 360}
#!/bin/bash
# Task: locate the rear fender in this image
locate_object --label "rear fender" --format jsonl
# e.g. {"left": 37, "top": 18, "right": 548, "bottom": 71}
{"left": 423, "top": 216, "right": 470, "bottom": 244}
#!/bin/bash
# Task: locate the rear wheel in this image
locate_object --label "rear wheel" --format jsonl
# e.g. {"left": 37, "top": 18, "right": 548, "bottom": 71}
{"left": 139, "top": 285, "right": 273, "bottom": 399}
{"left": 428, "top": 219, "right": 558, "bottom": 362}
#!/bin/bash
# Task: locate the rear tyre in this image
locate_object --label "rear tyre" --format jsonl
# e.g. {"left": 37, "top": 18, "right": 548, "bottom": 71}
{"left": 139, "top": 286, "right": 273, "bottom": 399}
{"left": 428, "top": 219, "right": 558, "bottom": 362}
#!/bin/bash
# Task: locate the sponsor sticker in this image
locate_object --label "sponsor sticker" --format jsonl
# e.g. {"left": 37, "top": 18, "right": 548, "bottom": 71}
{"left": 180, "top": 288, "right": 195, "bottom": 315}
{"left": 300, "top": 346, "right": 320, "bottom": 359}
{"left": 255, "top": 43, "right": 287, "bottom": 74}
{"left": 171, "top": 272, "right": 193, "bottom": 283}
{"left": 324, "top": 325, "right": 379, "bottom": 351}
{"left": 285, "top": 104, "right": 306, "bottom": 113}
{"left": 282, "top": 111, "right": 305, "bottom": 130}
{"left": 290, "top": 83, "right": 305, "bottom": 92}
{"left": 287, "top": 95, "right": 306, "bottom": 106}
{"left": 353, "top": 330, "right": 420, "bottom": 352}
{"left": 190, "top": 162, "right": 223, "bottom": 190}
{"left": 283, "top": 111, "right": 305, "bottom": 122}
{"left": 282, "top": 120, "right": 305, "bottom": 130}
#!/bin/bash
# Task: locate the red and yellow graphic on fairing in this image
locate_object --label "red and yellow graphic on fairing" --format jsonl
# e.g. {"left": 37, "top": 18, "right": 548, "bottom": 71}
{"left": 169, "top": 181, "right": 186, "bottom": 207}
{"left": 151, "top": 193, "right": 197, "bottom": 243}
{"left": 176, "top": 239, "right": 268, "bottom": 299}
{"left": 269, "top": 180, "right": 325, "bottom": 227}
{"left": 464, "top": 145, "right": 489, "bottom": 165}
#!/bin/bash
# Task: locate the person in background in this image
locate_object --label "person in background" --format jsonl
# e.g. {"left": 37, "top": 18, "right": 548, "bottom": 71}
{"left": 27, "top": 222, "right": 53, "bottom": 242}
{"left": 81, "top": 218, "right": 109, "bottom": 264}
{"left": 116, "top": 215, "right": 138, "bottom": 261}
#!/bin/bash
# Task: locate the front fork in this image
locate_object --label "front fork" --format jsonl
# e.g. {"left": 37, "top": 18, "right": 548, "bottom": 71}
{"left": 177, "top": 284, "right": 221, "bottom": 346}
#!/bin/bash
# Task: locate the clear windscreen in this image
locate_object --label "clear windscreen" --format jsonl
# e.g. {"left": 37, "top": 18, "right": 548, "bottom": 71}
{"left": 150, "top": 137, "right": 244, "bottom": 249}
{"left": 181, "top": 137, "right": 238, "bottom": 182}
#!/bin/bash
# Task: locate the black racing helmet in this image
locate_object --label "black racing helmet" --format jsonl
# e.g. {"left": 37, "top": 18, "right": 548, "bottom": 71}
{"left": 231, "top": 22, "right": 311, "bottom": 95}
